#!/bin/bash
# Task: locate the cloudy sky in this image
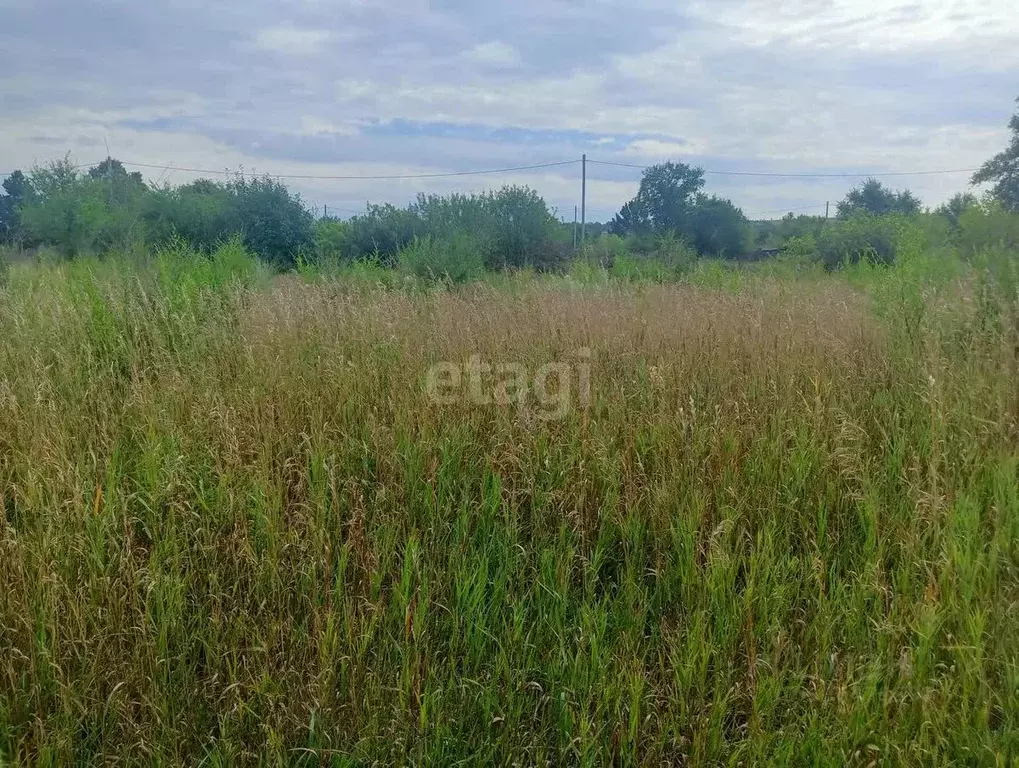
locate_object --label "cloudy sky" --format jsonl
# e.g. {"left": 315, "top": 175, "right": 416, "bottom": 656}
{"left": 1, "top": 0, "right": 1016, "bottom": 220}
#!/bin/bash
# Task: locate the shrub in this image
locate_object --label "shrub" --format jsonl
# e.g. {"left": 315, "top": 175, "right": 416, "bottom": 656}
{"left": 313, "top": 218, "right": 350, "bottom": 264}
{"left": 338, "top": 203, "right": 424, "bottom": 265}
{"left": 20, "top": 162, "right": 314, "bottom": 266}
{"left": 956, "top": 202, "right": 1019, "bottom": 255}
{"left": 815, "top": 214, "right": 908, "bottom": 268}
{"left": 412, "top": 186, "right": 565, "bottom": 271}
{"left": 783, "top": 234, "right": 817, "bottom": 260}
{"left": 226, "top": 176, "right": 314, "bottom": 267}
{"left": 19, "top": 161, "right": 147, "bottom": 257}
{"left": 685, "top": 195, "right": 751, "bottom": 257}
{"left": 340, "top": 186, "right": 567, "bottom": 272}
{"left": 143, "top": 180, "right": 234, "bottom": 253}
{"left": 579, "top": 234, "right": 628, "bottom": 267}
{"left": 397, "top": 234, "right": 487, "bottom": 283}
{"left": 153, "top": 234, "right": 262, "bottom": 294}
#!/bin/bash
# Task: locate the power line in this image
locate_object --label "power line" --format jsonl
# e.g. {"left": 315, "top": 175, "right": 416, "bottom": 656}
{"left": 114, "top": 159, "right": 580, "bottom": 181}
{"left": 4, "top": 156, "right": 980, "bottom": 183}
{"left": 324, "top": 206, "right": 364, "bottom": 215}
{"left": 586, "top": 159, "right": 979, "bottom": 178}
{"left": 746, "top": 203, "right": 828, "bottom": 218}
{"left": 1, "top": 160, "right": 104, "bottom": 178}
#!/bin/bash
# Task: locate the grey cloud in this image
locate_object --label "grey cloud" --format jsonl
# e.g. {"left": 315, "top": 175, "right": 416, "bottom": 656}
{"left": 0, "top": 0, "right": 1015, "bottom": 216}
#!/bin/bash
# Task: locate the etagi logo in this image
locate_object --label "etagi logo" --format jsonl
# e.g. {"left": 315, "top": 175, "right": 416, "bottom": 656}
{"left": 425, "top": 348, "right": 592, "bottom": 420}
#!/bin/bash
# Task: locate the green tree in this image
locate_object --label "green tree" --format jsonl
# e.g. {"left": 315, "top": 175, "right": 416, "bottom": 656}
{"left": 20, "top": 158, "right": 154, "bottom": 255}
{"left": 609, "top": 162, "right": 749, "bottom": 256}
{"left": 972, "top": 98, "right": 1019, "bottom": 212}
{"left": 609, "top": 199, "right": 651, "bottom": 237}
{"left": 686, "top": 195, "right": 751, "bottom": 256}
{"left": 87, "top": 158, "right": 146, "bottom": 205}
{"left": 0, "top": 170, "right": 33, "bottom": 242}
{"left": 227, "top": 176, "right": 314, "bottom": 267}
{"left": 143, "top": 179, "right": 234, "bottom": 250}
{"left": 837, "top": 178, "right": 922, "bottom": 217}
{"left": 631, "top": 161, "right": 706, "bottom": 232}
{"left": 935, "top": 192, "right": 979, "bottom": 230}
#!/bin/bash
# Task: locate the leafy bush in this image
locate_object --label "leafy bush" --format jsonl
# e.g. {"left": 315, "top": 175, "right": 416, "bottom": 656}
{"left": 338, "top": 203, "right": 424, "bottom": 265}
{"left": 397, "top": 234, "right": 487, "bottom": 283}
{"left": 340, "top": 186, "right": 567, "bottom": 271}
{"left": 313, "top": 218, "right": 350, "bottom": 264}
{"left": 934, "top": 192, "right": 979, "bottom": 231}
{"left": 815, "top": 214, "right": 909, "bottom": 268}
{"left": 579, "top": 234, "right": 629, "bottom": 267}
{"left": 143, "top": 180, "right": 234, "bottom": 253}
{"left": 152, "top": 234, "right": 264, "bottom": 295}
{"left": 227, "top": 177, "right": 314, "bottom": 267}
{"left": 837, "top": 178, "right": 922, "bottom": 217}
{"left": 19, "top": 160, "right": 313, "bottom": 265}
{"left": 18, "top": 159, "right": 148, "bottom": 256}
{"left": 684, "top": 195, "right": 751, "bottom": 257}
{"left": 0, "top": 171, "right": 33, "bottom": 244}
{"left": 750, "top": 213, "right": 826, "bottom": 249}
{"left": 956, "top": 202, "right": 1019, "bottom": 255}
{"left": 10, "top": 157, "right": 569, "bottom": 273}
{"left": 608, "top": 162, "right": 750, "bottom": 258}
{"left": 783, "top": 234, "right": 817, "bottom": 260}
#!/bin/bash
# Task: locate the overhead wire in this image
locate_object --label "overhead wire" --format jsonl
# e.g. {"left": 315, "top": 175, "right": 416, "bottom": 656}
{"left": 586, "top": 159, "right": 979, "bottom": 178}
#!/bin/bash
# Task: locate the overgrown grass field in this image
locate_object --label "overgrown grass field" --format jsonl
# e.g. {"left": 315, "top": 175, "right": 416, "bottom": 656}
{"left": 1, "top": 245, "right": 1018, "bottom": 765}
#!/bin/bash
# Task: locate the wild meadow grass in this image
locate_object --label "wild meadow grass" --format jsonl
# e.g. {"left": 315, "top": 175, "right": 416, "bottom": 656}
{"left": 1, "top": 245, "right": 1018, "bottom": 765}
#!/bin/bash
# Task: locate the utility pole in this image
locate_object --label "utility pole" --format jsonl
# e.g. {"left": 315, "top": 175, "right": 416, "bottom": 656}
{"left": 825, "top": 201, "right": 829, "bottom": 221}
{"left": 573, "top": 205, "right": 578, "bottom": 248}
{"left": 581, "top": 154, "right": 587, "bottom": 243}
{"left": 324, "top": 204, "right": 328, "bottom": 219}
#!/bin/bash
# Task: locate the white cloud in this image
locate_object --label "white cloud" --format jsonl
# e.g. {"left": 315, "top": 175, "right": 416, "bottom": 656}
{"left": 463, "top": 41, "right": 521, "bottom": 67}
{"left": 252, "top": 23, "right": 333, "bottom": 55}
{"left": 1, "top": 0, "right": 1016, "bottom": 217}
{"left": 623, "top": 139, "right": 705, "bottom": 158}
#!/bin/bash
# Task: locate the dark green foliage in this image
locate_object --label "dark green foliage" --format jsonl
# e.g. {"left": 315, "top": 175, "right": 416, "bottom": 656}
{"left": 0, "top": 176, "right": 22, "bottom": 243}
{"left": 323, "top": 186, "right": 567, "bottom": 271}
{"left": 145, "top": 176, "right": 314, "bottom": 267}
{"left": 631, "top": 161, "right": 706, "bottom": 232}
{"left": 226, "top": 177, "right": 314, "bottom": 267}
{"left": 685, "top": 194, "right": 751, "bottom": 256}
{"left": 397, "top": 233, "right": 487, "bottom": 282}
{"left": 956, "top": 201, "right": 1019, "bottom": 255}
{"left": 816, "top": 214, "right": 909, "bottom": 267}
{"left": 19, "top": 160, "right": 147, "bottom": 256}
{"left": 143, "top": 179, "right": 235, "bottom": 252}
{"left": 1, "top": 170, "right": 34, "bottom": 243}
{"left": 18, "top": 159, "right": 314, "bottom": 265}
{"left": 935, "top": 192, "right": 979, "bottom": 230}
{"left": 609, "top": 162, "right": 750, "bottom": 257}
{"left": 2, "top": 170, "right": 32, "bottom": 203}
{"left": 837, "top": 178, "right": 922, "bottom": 217}
{"left": 313, "top": 218, "right": 349, "bottom": 264}
{"left": 610, "top": 161, "right": 704, "bottom": 237}
{"left": 609, "top": 199, "right": 652, "bottom": 237}
{"left": 339, "top": 203, "right": 425, "bottom": 264}
{"left": 972, "top": 97, "right": 1019, "bottom": 212}
{"left": 87, "top": 159, "right": 146, "bottom": 205}
{"left": 751, "top": 213, "right": 827, "bottom": 248}
{"left": 410, "top": 186, "right": 566, "bottom": 270}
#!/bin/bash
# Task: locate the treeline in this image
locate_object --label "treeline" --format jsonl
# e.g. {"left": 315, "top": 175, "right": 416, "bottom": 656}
{"left": 0, "top": 156, "right": 757, "bottom": 272}
{"left": 2, "top": 94, "right": 1019, "bottom": 275}
{"left": 0, "top": 158, "right": 314, "bottom": 266}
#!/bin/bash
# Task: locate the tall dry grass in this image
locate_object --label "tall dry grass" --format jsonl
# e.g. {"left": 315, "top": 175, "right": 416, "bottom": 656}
{"left": 0, "top": 251, "right": 1017, "bottom": 764}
